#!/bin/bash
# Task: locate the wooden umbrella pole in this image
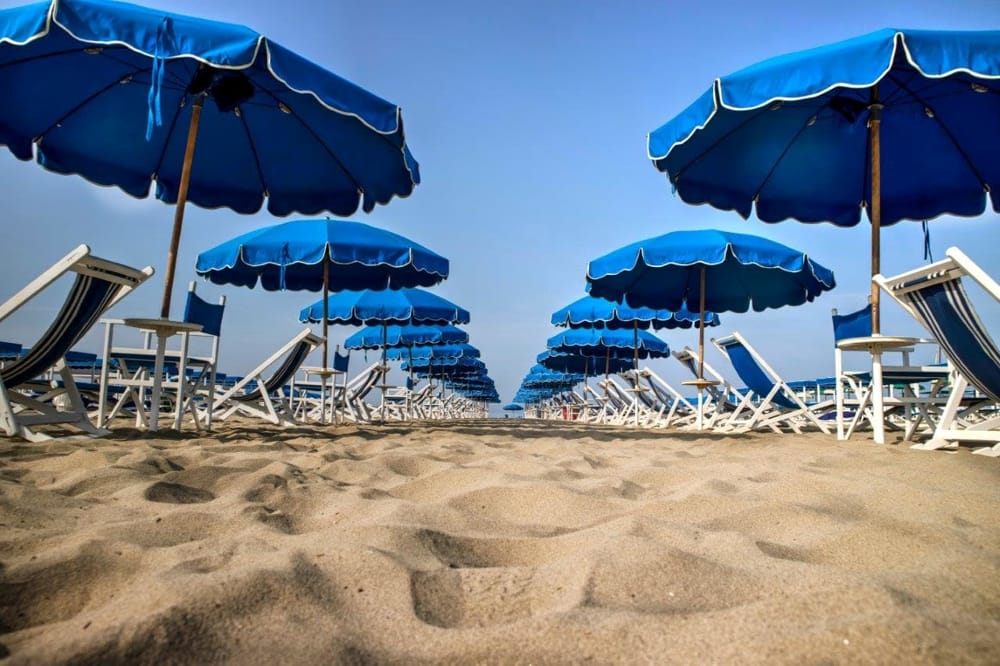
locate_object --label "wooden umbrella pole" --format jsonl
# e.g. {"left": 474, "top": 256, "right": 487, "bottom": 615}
{"left": 698, "top": 266, "right": 707, "bottom": 380}
{"left": 161, "top": 95, "right": 204, "bottom": 319}
{"left": 869, "top": 84, "right": 883, "bottom": 335}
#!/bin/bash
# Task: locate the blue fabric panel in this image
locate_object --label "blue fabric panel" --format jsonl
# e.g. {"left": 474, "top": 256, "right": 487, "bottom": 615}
{"left": 184, "top": 290, "right": 225, "bottom": 337}
{"left": 832, "top": 304, "right": 872, "bottom": 343}
{"left": 721, "top": 340, "right": 798, "bottom": 410}
{"left": 910, "top": 281, "right": 1000, "bottom": 402}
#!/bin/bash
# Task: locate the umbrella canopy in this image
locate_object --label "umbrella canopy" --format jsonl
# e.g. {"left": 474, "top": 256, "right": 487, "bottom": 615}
{"left": 344, "top": 324, "right": 468, "bottom": 350}
{"left": 587, "top": 229, "right": 835, "bottom": 312}
{"left": 502, "top": 403, "right": 524, "bottom": 411}
{"left": 195, "top": 220, "right": 447, "bottom": 292}
{"left": 647, "top": 28, "right": 1000, "bottom": 330}
{"left": 537, "top": 349, "right": 632, "bottom": 375}
{"left": 546, "top": 328, "right": 670, "bottom": 359}
{"left": 402, "top": 356, "right": 485, "bottom": 370}
{"left": 300, "top": 289, "right": 470, "bottom": 326}
{"left": 0, "top": 0, "right": 419, "bottom": 318}
{"left": 552, "top": 295, "right": 718, "bottom": 329}
{"left": 386, "top": 343, "right": 479, "bottom": 361}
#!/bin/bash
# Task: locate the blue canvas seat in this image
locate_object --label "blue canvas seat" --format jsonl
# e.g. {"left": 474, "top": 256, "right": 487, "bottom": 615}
{"left": 875, "top": 247, "right": 1000, "bottom": 455}
{"left": 712, "top": 332, "right": 834, "bottom": 434}
{"left": 0, "top": 245, "right": 153, "bottom": 441}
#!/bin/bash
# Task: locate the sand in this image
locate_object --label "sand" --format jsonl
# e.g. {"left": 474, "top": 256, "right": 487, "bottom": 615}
{"left": 1, "top": 419, "right": 998, "bottom": 664}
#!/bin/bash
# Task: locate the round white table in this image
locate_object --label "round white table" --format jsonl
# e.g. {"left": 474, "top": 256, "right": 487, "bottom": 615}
{"left": 122, "top": 318, "right": 203, "bottom": 432}
{"left": 836, "top": 335, "right": 920, "bottom": 444}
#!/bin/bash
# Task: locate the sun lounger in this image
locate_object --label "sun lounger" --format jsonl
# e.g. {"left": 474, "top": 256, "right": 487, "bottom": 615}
{"left": 0, "top": 245, "right": 153, "bottom": 441}
{"left": 875, "top": 247, "right": 1000, "bottom": 455}
{"left": 712, "top": 332, "right": 834, "bottom": 434}
{"left": 213, "top": 329, "right": 324, "bottom": 426}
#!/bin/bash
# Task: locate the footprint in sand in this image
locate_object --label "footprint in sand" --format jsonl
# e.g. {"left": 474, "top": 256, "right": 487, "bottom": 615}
{"left": 410, "top": 565, "right": 581, "bottom": 628}
{"left": 144, "top": 481, "right": 215, "bottom": 504}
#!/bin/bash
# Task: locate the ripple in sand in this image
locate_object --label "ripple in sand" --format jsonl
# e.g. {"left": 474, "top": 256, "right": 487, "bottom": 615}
{"left": 145, "top": 482, "right": 215, "bottom": 504}
{"left": 755, "top": 539, "right": 812, "bottom": 563}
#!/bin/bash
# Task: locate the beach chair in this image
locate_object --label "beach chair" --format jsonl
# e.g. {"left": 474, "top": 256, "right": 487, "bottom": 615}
{"left": 832, "top": 304, "right": 949, "bottom": 443}
{"left": 874, "top": 247, "right": 1000, "bottom": 455}
{"left": 0, "top": 245, "right": 153, "bottom": 441}
{"left": 213, "top": 329, "right": 324, "bottom": 426}
{"left": 634, "top": 367, "right": 698, "bottom": 428}
{"left": 671, "top": 346, "right": 744, "bottom": 429}
{"left": 339, "top": 362, "right": 386, "bottom": 423}
{"left": 98, "top": 282, "right": 226, "bottom": 431}
{"left": 712, "top": 332, "right": 834, "bottom": 434}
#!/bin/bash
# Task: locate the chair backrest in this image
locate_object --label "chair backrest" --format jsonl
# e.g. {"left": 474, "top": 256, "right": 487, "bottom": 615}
{"left": 876, "top": 248, "right": 1000, "bottom": 402}
{"left": 184, "top": 285, "right": 226, "bottom": 337}
{"left": 1, "top": 247, "right": 152, "bottom": 388}
{"left": 714, "top": 335, "right": 798, "bottom": 410}
{"left": 333, "top": 350, "right": 350, "bottom": 373}
{"left": 236, "top": 339, "right": 314, "bottom": 402}
{"left": 832, "top": 304, "right": 872, "bottom": 344}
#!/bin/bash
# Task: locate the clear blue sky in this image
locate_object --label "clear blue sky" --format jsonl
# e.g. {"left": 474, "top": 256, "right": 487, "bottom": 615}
{"left": 1, "top": 0, "right": 998, "bottom": 406}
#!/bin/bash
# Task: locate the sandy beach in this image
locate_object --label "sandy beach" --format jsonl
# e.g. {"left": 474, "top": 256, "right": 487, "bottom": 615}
{"left": 1, "top": 420, "right": 997, "bottom": 664}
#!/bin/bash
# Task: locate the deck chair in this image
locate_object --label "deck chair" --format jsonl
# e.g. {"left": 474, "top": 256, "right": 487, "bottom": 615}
{"left": 0, "top": 245, "right": 153, "bottom": 441}
{"left": 875, "top": 247, "right": 1000, "bottom": 455}
{"left": 340, "top": 362, "right": 387, "bottom": 423}
{"left": 98, "top": 282, "right": 226, "bottom": 431}
{"left": 213, "top": 329, "right": 324, "bottom": 426}
{"left": 712, "top": 332, "right": 834, "bottom": 434}
{"left": 671, "top": 346, "right": 744, "bottom": 429}
{"left": 634, "top": 367, "right": 698, "bottom": 428}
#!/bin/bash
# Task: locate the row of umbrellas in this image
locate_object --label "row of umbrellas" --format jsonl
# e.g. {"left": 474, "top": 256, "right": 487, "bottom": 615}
{"left": 195, "top": 220, "right": 499, "bottom": 416}
{"left": 513, "top": 28, "right": 1000, "bottom": 420}
{"left": 512, "top": 229, "right": 837, "bottom": 427}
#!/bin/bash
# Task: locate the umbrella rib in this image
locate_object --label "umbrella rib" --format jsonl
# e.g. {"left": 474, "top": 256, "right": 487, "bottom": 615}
{"left": 250, "top": 87, "right": 364, "bottom": 194}
{"left": 749, "top": 112, "right": 817, "bottom": 204}
{"left": 32, "top": 62, "right": 151, "bottom": 140}
{"left": 236, "top": 110, "right": 269, "bottom": 196}
{"left": 887, "top": 73, "right": 991, "bottom": 190}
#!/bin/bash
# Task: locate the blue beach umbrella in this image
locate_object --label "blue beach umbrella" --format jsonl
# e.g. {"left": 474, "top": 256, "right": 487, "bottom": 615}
{"left": 196, "top": 220, "right": 447, "bottom": 293}
{"left": 647, "top": 28, "right": 1000, "bottom": 331}
{"left": 537, "top": 349, "right": 632, "bottom": 376}
{"left": 344, "top": 324, "right": 468, "bottom": 350}
{"left": 502, "top": 403, "right": 524, "bottom": 411}
{"left": 385, "top": 344, "right": 479, "bottom": 361}
{"left": 546, "top": 328, "right": 670, "bottom": 360}
{"left": 300, "top": 288, "right": 470, "bottom": 327}
{"left": 587, "top": 229, "right": 835, "bottom": 427}
{"left": 197, "top": 219, "right": 448, "bottom": 368}
{"left": 0, "top": 0, "right": 420, "bottom": 320}
{"left": 552, "top": 295, "right": 718, "bottom": 330}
